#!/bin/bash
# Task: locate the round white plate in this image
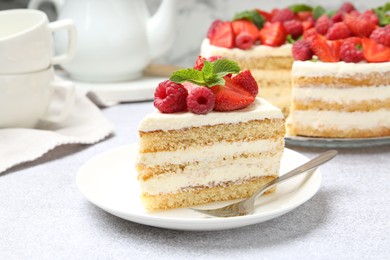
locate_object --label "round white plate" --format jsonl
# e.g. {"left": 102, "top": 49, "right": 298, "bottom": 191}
{"left": 76, "top": 144, "right": 322, "bottom": 231}
{"left": 285, "top": 136, "right": 390, "bottom": 148}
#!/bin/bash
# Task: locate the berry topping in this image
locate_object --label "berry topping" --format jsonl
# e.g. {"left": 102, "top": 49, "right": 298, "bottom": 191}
{"left": 370, "top": 27, "right": 390, "bottom": 47}
{"left": 362, "top": 38, "right": 390, "bottom": 63}
{"left": 296, "top": 11, "right": 314, "bottom": 22}
{"left": 207, "top": 19, "right": 223, "bottom": 39}
{"left": 344, "top": 13, "right": 376, "bottom": 38}
{"left": 231, "top": 70, "right": 258, "bottom": 97}
{"left": 340, "top": 37, "right": 364, "bottom": 63}
{"left": 271, "top": 8, "right": 295, "bottom": 23}
{"left": 193, "top": 56, "right": 222, "bottom": 70}
{"left": 186, "top": 86, "right": 215, "bottom": 114}
{"left": 331, "top": 12, "right": 343, "bottom": 23}
{"left": 209, "top": 21, "right": 234, "bottom": 48}
{"left": 303, "top": 27, "right": 318, "bottom": 42}
{"left": 315, "top": 15, "right": 333, "bottom": 35}
{"left": 211, "top": 76, "right": 255, "bottom": 111}
{"left": 310, "top": 34, "right": 341, "bottom": 62}
{"left": 232, "top": 19, "right": 259, "bottom": 41}
{"left": 235, "top": 32, "right": 255, "bottom": 50}
{"left": 326, "top": 22, "right": 351, "bottom": 40}
{"left": 283, "top": 20, "right": 304, "bottom": 39}
{"left": 361, "top": 10, "right": 379, "bottom": 26}
{"left": 339, "top": 2, "right": 356, "bottom": 14}
{"left": 154, "top": 80, "right": 188, "bottom": 113}
{"left": 259, "top": 22, "right": 287, "bottom": 47}
{"left": 256, "top": 9, "right": 272, "bottom": 22}
{"left": 292, "top": 40, "right": 313, "bottom": 61}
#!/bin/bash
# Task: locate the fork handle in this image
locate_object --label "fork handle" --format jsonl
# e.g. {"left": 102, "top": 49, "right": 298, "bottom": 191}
{"left": 251, "top": 150, "right": 338, "bottom": 201}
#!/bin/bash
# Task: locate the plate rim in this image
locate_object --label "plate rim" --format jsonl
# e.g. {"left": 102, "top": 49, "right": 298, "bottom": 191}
{"left": 76, "top": 144, "right": 322, "bottom": 228}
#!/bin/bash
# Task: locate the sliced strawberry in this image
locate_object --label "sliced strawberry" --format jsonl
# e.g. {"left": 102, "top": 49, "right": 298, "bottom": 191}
{"left": 302, "top": 18, "right": 315, "bottom": 31}
{"left": 362, "top": 38, "right": 390, "bottom": 63}
{"left": 259, "top": 22, "right": 287, "bottom": 47}
{"left": 211, "top": 76, "right": 255, "bottom": 111}
{"left": 207, "top": 20, "right": 223, "bottom": 39}
{"left": 209, "top": 21, "right": 234, "bottom": 48}
{"left": 296, "top": 11, "right": 313, "bottom": 22}
{"left": 303, "top": 28, "right": 318, "bottom": 42}
{"left": 256, "top": 9, "right": 273, "bottom": 22}
{"left": 344, "top": 13, "right": 376, "bottom": 37}
{"left": 231, "top": 70, "right": 258, "bottom": 97}
{"left": 311, "top": 34, "right": 340, "bottom": 62}
{"left": 232, "top": 20, "right": 259, "bottom": 41}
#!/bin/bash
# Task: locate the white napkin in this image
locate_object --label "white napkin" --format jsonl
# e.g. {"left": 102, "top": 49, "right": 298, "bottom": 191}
{"left": 0, "top": 90, "right": 115, "bottom": 173}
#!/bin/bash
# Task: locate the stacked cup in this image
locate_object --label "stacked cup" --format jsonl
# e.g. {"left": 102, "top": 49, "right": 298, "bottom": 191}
{"left": 0, "top": 9, "right": 77, "bottom": 128}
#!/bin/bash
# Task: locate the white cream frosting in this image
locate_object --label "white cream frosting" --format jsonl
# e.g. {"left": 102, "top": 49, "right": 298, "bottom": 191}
{"left": 140, "top": 154, "right": 281, "bottom": 195}
{"left": 200, "top": 38, "right": 292, "bottom": 58}
{"left": 138, "top": 139, "right": 283, "bottom": 166}
{"left": 139, "top": 98, "right": 283, "bottom": 132}
{"left": 293, "top": 85, "right": 390, "bottom": 102}
{"left": 292, "top": 61, "right": 390, "bottom": 78}
{"left": 287, "top": 109, "right": 390, "bottom": 130}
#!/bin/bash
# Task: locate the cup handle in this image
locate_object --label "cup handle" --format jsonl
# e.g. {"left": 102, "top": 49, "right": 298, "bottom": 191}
{"left": 48, "top": 19, "right": 77, "bottom": 65}
{"left": 40, "top": 80, "right": 75, "bottom": 123}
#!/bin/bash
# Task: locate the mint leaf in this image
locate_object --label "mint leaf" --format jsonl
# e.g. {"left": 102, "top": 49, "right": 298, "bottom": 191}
{"left": 213, "top": 59, "right": 240, "bottom": 78}
{"left": 170, "top": 69, "right": 206, "bottom": 86}
{"left": 288, "top": 4, "right": 313, "bottom": 13}
{"left": 206, "top": 75, "right": 226, "bottom": 87}
{"left": 286, "top": 34, "right": 295, "bottom": 44}
{"left": 201, "top": 61, "right": 214, "bottom": 82}
{"left": 373, "top": 3, "right": 390, "bottom": 26}
{"left": 313, "top": 5, "right": 326, "bottom": 19}
{"left": 233, "top": 10, "right": 265, "bottom": 29}
{"left": 326, "top": 10, "right": 337, "bottom": 18}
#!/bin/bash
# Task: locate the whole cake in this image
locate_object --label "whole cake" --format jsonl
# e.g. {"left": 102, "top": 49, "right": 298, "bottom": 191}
{"left": 287, "top": 6, "right": 390, "bottom": 138}
{"left": 136, "top": 57, "right": 285, "bottom": 210}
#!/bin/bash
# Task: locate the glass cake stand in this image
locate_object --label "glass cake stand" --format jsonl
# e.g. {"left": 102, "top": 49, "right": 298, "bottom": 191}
{"left": 285, "top": 136, "right": 390, "bottom": 148}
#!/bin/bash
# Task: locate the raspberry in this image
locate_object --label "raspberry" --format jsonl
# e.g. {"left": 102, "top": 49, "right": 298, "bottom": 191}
{"left": 186, "top": 87, "right": 215, "bottom": 114}
{"left": 283, "top": 20, "right": 304, "bottom": 39}
{"left": 370, "top": 27, "right": 390, "bottom": 47}
{"left": 340, "top": 37, "right": 364, "bottom": 63}
{"left": 235, "top": 32, "right": 254, "bottom": 50}
{"left": 331, "top": 12, "right": 343, "bottom": 23}
{"left": 315, "top": 15, "right": 333, "bottom": 35}
{"left": 207, "top": 19, "right": 223, "bottom": 39}
{"left": 292, "top": 40, "right": 313, "bottom": 61}
{"left": 271, "top": 8, "right": 295, "bottom": 23}
{"left": 339, "top": 2, "right": 356, "bottom": 13}
{"left": 303, "top": 28, "right": 318, "bottom": 42}
{"left": 193, "top": 55, "right": 222, "bottom": 70}
{"left": 326, "top": 22, "right": 351, "bottom": 40}
{"left": 154, "top": 80, "right": 188, "bottom": 113}
{"left": 231, "top": 70, "right": 258, "bottom": 97}
{"left": 361, "top": 10, "right": 379, "bottom": 25}
{"left": 344, "top": 13, "right": 376, "bottom": 37}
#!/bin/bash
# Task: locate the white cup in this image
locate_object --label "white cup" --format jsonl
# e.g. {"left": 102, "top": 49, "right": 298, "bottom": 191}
{"left": 0, "top": 67, "right": 75, "bottom": 128}
{"left": 0, "top": 9, "right": 77, "bottom": 74}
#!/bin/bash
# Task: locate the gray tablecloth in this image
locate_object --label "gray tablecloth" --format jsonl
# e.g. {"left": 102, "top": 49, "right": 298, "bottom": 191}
{"left": 1, "top": 101, "right": 389, "bottom": 259}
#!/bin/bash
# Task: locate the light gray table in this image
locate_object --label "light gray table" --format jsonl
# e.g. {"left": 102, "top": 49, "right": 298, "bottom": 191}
{"left": 1, "top": 101, "right": 389, "bottom": 259}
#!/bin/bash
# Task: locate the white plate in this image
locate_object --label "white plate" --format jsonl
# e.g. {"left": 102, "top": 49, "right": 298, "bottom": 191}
{"left": 285, "top": 136, "right": 390, "bottom": 148}
{"left": 76, "top": 144, "right": 322, "bottom": 231}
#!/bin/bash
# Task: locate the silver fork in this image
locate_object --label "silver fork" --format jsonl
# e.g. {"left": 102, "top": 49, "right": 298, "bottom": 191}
{"left": 191, "top": 150, "right": 337, "bottom": 218}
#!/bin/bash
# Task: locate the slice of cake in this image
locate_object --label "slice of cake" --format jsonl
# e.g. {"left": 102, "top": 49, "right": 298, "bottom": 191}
{"left": 287, "top": 12, "right": 390, "bottom": 138}
{"left": 136, "top": 58, "right": 285, "bottom": 210}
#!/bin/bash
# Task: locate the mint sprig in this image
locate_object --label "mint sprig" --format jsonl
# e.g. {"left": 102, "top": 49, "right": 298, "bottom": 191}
{"left": 313, "top": 5, "right": 326, "bottom": 19}
{"left": 169, "top": 59, "right": 240, "bottom": 87}
{"left": 373, "top": 2, "right": 390, "bottom": 26}
{"left": 288, "top": 4, "right": 313, "bottom": 13}
{"left": 233, "top": 10, "right": 265, "bottom": 29}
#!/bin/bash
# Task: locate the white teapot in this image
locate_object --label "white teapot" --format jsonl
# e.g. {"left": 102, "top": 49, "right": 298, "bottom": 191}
{"left": 28, "top": 0, "right": 176, "bottom": 82}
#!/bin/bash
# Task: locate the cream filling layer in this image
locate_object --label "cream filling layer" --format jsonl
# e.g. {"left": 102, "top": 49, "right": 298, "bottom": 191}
{"left": 200, "top": 38, "right": 292, "bottom": 58}
{"left": 140, "top": 155, "right": 281, "bottom": 195}
{"left": 287, "top": 109, "right": 390, "bottom": 130}
{"left": 139, "top": 98, "right": 283, "bottom": 132}
{"left": 293, "top": 85, "right": 390, "bottom": 103}
{"left": 137, "top": 139, "right": 283, "bottom": 166}
{"left": 292, "top": 61, "right": 390, "bottom": 77}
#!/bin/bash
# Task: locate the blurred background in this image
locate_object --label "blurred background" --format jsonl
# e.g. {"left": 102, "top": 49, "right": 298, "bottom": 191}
{"left": 1, "top": 0, "right": 387, "bottom": 67}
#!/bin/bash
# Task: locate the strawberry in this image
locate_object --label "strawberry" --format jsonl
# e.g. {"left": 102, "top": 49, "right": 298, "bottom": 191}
{"left": 362, "top": 38, "right": 390, "bottom": 63}
{"left": 311, "top": 34, "right": 341, "bottom": 62}
{"left": 211, "top": 76, "right": 255, "bottom": 111}
{"left": 296, "top": 11, "right": 313, "bottom": 22}
{"left": 209, "top": 21, "right": 234, "bottom": 48}
{"left": 302, "top": 20, "right": 315, "bottom": 31}
{"left": 259, "top": 22, "right": 287, "bottom": 47}
{"left": 232, "top": 20, "right": 259, "bottom": 41}
{"left": 344, "top": 13, "right": 376, "bottom": 37}
{"left": 207, "top": 19, "right": 223, "bottom": 39}
{"left": 303, "top": 28, "right": 318, "bottom": 42}
{"left": 256, "top": 9, "right": 272, "bottom": 22}
{"left": 326, "top": 22, "right": 351, "bottom": 40}
{"left": 231, "top": 70, "right": 258, "bottom": 97}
